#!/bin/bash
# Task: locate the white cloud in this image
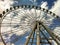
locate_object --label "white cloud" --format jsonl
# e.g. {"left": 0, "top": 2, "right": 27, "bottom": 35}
{"left": 30, "top": 0, "right": 36, "bottom": 2}
{"left": 0, "top": 0, "right": 14, "bottom": 11}
{"left": 50, "top": 0, "right": 60, "bottom": 16}
{"left": 0, "top": 0, "right": 60, "bottom": 44}
{"left": 41, "top": 1, "right": 48, "bottom": 9}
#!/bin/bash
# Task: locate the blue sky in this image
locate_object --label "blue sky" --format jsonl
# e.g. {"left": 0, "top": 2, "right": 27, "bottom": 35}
{"left": 13, "top": 0, "right": 57, "bottom": 9}
{"left": 12, "top": 0, "right": 60, "bottom": 15}
{"left": 36, "top": 0, "right": 57, "bottom": 9}
{"left": 0, "top": 0, "right": 60, "bottom": 45}
{"left": 0, "top": 0, "right": 60, "bottom": 15}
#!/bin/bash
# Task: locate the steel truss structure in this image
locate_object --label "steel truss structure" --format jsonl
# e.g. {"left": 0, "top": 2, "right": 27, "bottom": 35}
{"left": 0, "top": 5, "right": 60, "bottom": 45}
{"left": 25, "top": 21, "right": 60, "bottom": 45}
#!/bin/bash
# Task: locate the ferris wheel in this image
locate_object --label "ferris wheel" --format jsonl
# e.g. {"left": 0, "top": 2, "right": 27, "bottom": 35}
{"left": 0, "top": 5, "right": 60, "bottom": 45}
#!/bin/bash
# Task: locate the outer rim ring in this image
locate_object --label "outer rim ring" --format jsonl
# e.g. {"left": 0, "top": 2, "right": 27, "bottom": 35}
{"left": 0, "top": 5, "right": 59, "bottom": 45}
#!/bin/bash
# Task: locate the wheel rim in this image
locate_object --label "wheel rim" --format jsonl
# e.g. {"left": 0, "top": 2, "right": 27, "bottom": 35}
{"left": 0, "top": 5, "right": 60, "bottom": 45}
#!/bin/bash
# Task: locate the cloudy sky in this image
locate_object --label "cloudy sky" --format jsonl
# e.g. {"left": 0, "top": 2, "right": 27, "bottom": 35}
{"left": 0, "top": 0, "right": 60, "bottom": 45}
{"left": 0, "top": 0, "right": 60, "bottom": 16}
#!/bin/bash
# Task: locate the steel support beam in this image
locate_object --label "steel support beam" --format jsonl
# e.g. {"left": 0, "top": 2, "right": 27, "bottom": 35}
{"left": 29, "top": 42, "right": 51, "bottom": 44}
{"left": 39, "top": 22, "right": 52, "bottom": 45}
{"left": 30, "top": 27, "right": 35, "bottom": 45}
{"left": 40, "top": 22, "right": 60, "bottom": 45}
{"left": 25, "top": 22, "right": 37, "bottom": 45}
{"left": 39, "top": 27, "right": 52, "bottom": 45}
{"left": 36, "top": 22, "right": 40, "bottom": 45}
{"left": 30, "top": 38, "right": 53, "bottom": 40}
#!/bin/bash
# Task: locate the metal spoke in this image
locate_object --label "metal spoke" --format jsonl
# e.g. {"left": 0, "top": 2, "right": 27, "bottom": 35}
{"left": 0, "top": 5, "right": 60, "bottom": 45}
